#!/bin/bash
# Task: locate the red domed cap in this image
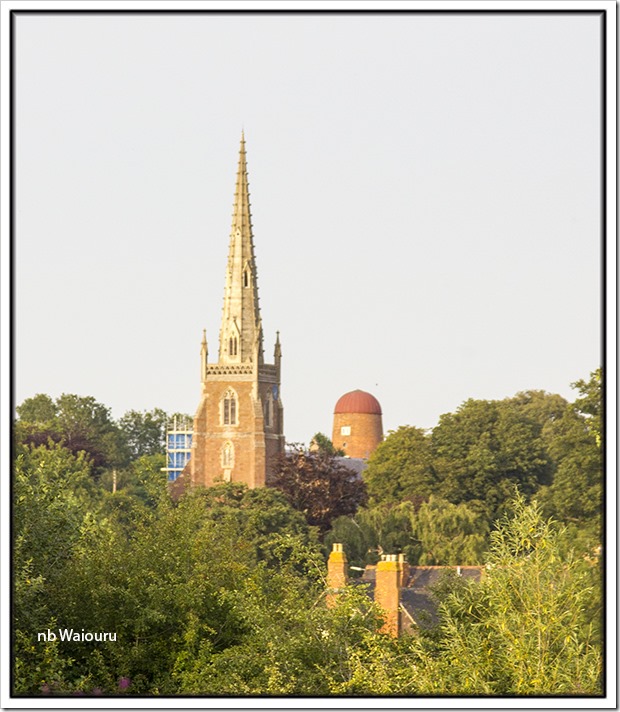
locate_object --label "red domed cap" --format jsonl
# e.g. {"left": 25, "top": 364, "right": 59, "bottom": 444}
{"left": 334, "top": 390, "right": 382, "bottom": 415}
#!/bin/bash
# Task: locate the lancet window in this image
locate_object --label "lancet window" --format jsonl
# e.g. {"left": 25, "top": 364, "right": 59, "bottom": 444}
{"left": 222, "top": 389, "right": 238, "bottom": 426}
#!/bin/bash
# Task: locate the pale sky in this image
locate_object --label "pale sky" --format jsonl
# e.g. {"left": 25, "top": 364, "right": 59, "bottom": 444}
{"left": 14, "top": 10, "right": 603, "bottom": 444}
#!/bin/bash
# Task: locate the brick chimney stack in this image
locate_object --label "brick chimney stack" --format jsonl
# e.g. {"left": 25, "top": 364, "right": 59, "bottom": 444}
{"left": 375, "top": 554, "right": 402, "bottom": 636}
{"left": 326, "top": 543, "right": 348, "bottom": 608}
{"left": 398, "top": 553, "right": 410, "bottom": 588}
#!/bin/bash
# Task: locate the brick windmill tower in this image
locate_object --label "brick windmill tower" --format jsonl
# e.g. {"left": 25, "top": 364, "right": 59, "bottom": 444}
{"left": 332, "top": 389, "right": 383, "bottom": 459}
{"left": 186, "top": 133, "right": 285, "bottom": 488}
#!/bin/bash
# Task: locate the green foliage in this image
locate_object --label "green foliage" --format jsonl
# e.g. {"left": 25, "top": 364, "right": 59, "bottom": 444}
{"left": 16, "top": 393, "right": 129, "bottom": 473}
{"left": 412, "top": 496, "right": 488, "bottom": 565}
{"left": 325, "top": 502, "right": 418, "bottom": 569}
{"left": 12, "top": 378, "right": 603, "bottom": 697}
{"left": 172, "top": 582, "right": 384, "bottom": 695}
{"left": 363, "top": 426, "right": 434, "bottom": 505}
{"left": 324, "top": 515, "right": 370, "bottom": 568}
{"left": 572, "top": 368, "right": 602, "bottom": 444}
{"left": 100, "top": 453, "right": 168, "bottom": 504}
{"left": 359, "top": 386, "right": 602, "bottom": 548}
{"left": 15, "top": 393, "right": 58, "bottom": 423}
{"left": 537, "top": 370, "right": 602, "bottom": 541}
{"left": 13, "top": 442, "right": 102, "bottom": 694}
{"left": 311, "top": 432, "right": 345, "bottom": 456}
{"left": 14, "top": 442, "right": 97, "bottom": 594}
{"left": 539, "top": 414, "right": 602, "bottom": 527}
{"left": 319, "top": 496, "right": 603, "bottom": 697}
{"left": 117, "top": 408, "right": 168, "bottom": 457}
{"left": 12, "top": 456, "right": 335, "bottom": 695}
{"left": 188, "top": 483, "right": 321, "bottom": 571}
{"left": 97, "top": 454, "right": 168, "bottom": 532}
{"left": 53, "top": 492, "right": 261, "bottom": 693}
{"left": 326, "top": 497, "right": 488, "bottom": 569}
{"left": 418, "top": 495, "right": 603, "bottom": 694}
{"left": 432, "top": 397, "right": 553, "bottom": 520}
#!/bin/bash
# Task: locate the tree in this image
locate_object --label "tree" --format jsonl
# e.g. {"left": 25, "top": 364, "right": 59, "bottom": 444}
{"left": 14, "top": 441, "right": 98, "bottom": 593}
{"left": 117, "top": 408, "right": 168, "bottom": 458}
{"left": 431, "top": 397, "right": 553, "bottom": 521}
{"left": 12, "top": 382, "right": 603, "bottom": 696}
{"left": 17, "top": 471, "right": 384, "bottom": 696}
{"left": 270, "top": 446, "right": 367, "bottom": 534}
{"left": 190, "top": 483, "right": 320, "bottom": 569}
{"left": 362, "top": 426, "right": 434, "bottom": 506}
{"left": 14, "top": 394, "right": 61, "bottom": 453}
{"left": 15, "top": 393, "right": 58, "bottom": 423}
{"left": 537, "top": 369, "right": 602, "bottom": 542}
{"left": 324, "top": 515, "right": 373, "bottom": 569}
{"left": 411, "top": 496, "right": 488, "bottom": 565}
{"left": 418, "top": 495, "right": 603, "bottom": 695}
{"left": 15, "top": 393, "right": 129, "bottom": 473}
{"left": 508, "top": 390, "right": 571, "bottom": 436}
{"left": 325, "top": 501, "right": 418, "bottom": 568}
{"left": 326, "top": 497, "right": 488, "bottom": 569}
{"left": 572, "top": 368, "right": 602, "bottom": 445}
{"left": 310, "top": 432, "right": 344, "bottom": 457}
{"left": 540, "top": 411, "right": 602, "bottom": 526}
{"left": 98, "top": 453, "right": 168, "bottom": 527}
{"left": 14, "top": 465, "right": 325, "bottom": 694}
{"left": 322, "top": 496, "right": 602, "bottom": 696}
{"left": 13, "top": 441, "right": 103, "bottom": 694}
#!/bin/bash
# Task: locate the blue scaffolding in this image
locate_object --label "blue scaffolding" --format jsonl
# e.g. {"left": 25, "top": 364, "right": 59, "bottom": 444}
{"left": 164, "top": 416, "right": 193, "bottom": 482}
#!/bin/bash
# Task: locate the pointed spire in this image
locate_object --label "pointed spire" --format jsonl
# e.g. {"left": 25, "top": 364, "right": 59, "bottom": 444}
{"left": 274, "top": 331, "right": 281, "bottom": 358}
{"left": 274, "top": 330, "right": 282, "bottom": 376}
{"left": 231, "top": 130, "right": 252, "bottom": 234}
{"left": 200, "top": 329, "right": 208, "bottom": 382}
{"left": 218, "top": 134, "right": 263, "bottom": 364}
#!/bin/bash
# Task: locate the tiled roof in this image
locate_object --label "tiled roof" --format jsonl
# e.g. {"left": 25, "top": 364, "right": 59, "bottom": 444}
{"left": 358, "top": 564, "right": 484, "bottom": 631}
{"left": 408, "top": 565, "right": 482, "bottom": 590}
{"left": 334, "top": 457, "right": 368, "bottom": 476}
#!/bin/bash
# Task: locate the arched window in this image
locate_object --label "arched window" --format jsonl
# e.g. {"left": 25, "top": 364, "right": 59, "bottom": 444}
{"left": 222, "top": 389, "right": 237, "bottom": 426}
{"left": 243, "top": 269, "right": 250, "bottom": 288}
{"left": 221, "top": 441, "right": 234, "bottom": 468}
{"left": 228, "top": 336, "right": 238, "bottom": 357}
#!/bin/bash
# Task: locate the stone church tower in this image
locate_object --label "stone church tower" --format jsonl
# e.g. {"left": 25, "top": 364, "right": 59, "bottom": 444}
{"left": 186, "top": 134, "right": 284, "bottom": 488}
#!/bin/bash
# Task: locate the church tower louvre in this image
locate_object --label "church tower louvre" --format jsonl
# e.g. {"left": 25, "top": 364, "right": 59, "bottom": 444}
{"left": 187, "top": 133, "right": 284, "bottom": 489}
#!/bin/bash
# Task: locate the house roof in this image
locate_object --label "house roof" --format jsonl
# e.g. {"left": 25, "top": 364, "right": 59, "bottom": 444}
{"left": 334, "top": 457, "right": 368, "bottom": 476}
{"left": 359, "top": 564, "right": 484, "bottom": 631}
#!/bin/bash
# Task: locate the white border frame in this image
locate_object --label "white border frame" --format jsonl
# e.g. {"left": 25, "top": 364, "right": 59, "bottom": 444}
{"left": 1, "top": 1, "right": 615, "bottom": 708}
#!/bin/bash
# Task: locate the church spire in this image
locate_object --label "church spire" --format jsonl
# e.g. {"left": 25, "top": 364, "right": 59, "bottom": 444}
{"left": 187, "top": 133, "right": 285, "bottom": 490}
{"left": 218, "top": 133, "right": 263, "bottom": 365}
